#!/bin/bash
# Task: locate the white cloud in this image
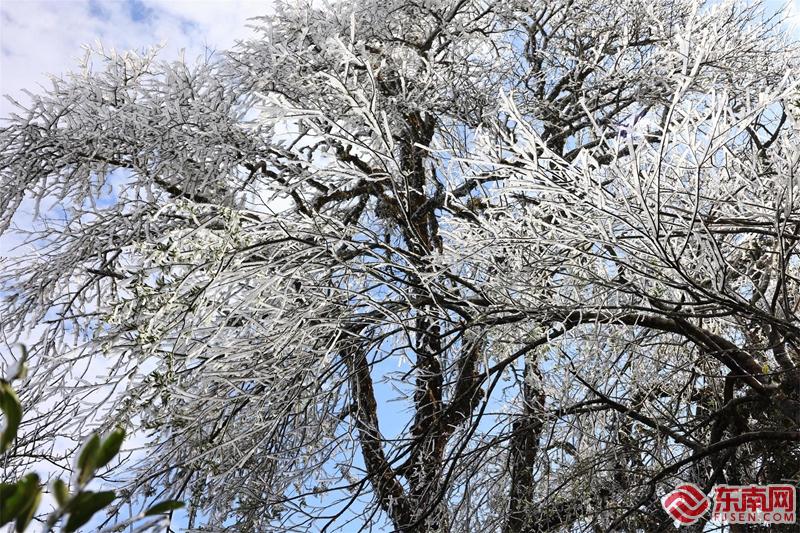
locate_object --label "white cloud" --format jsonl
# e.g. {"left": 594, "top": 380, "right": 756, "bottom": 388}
{"left": 0, "top": 0, "right": 272, "bottom": 116}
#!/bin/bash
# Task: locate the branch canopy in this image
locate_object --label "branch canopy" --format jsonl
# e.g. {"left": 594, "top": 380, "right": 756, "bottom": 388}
{"left": 1, "top": 0, "right": 800, "bottom": 531}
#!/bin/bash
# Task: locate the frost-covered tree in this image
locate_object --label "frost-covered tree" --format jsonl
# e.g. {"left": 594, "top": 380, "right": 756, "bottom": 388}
{"left": 2, "top": 0, "right": 800, "bottom": 531}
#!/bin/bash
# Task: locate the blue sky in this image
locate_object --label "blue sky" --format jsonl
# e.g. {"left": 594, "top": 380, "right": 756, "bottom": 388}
{"left": 1, "top": 0, "right": 798, "bottom": 118}
{"left": 0, "top": 0, "right": 272, "bottom": 117}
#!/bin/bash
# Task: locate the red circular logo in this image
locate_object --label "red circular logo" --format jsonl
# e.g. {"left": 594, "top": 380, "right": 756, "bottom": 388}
{"left": 661, "top": 483, "right": 710, "bottom": 525}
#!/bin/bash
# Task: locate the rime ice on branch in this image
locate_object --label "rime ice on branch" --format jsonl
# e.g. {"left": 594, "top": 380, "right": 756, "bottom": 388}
{"left": 1, "top": 0, "right": 800, "bottom": 531}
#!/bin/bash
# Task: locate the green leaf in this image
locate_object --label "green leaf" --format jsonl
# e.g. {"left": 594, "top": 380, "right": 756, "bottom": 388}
{"left": 0, "top": 482, "right": 19, "bottom": 526}
{"left": 11, "top": 345, "right": 29, "bottom": 381}
{"left": 64, "top": 490, "right": 115, "bottom": 533}
{"left": 15, "top": 485, "right": 41, "bottom": 532}
{"left": 0, "top": 474, "right": 39, "bottom": 527}
{"left": 75, "top": 433, "right": 101, "bottom": 486}
{"left": 51, "top": 478, "right": 69, "bottom": 508}
{"left": 144, "top": 500, "right": 184, "bottom": 516}
{"left": 13, "top": 363, "right": 27, "bottom": 382}
{"left": 0, "top": 482, "right": 18, "bottom": 501}
{"left": 95, "top": 427, "right": 125, "bottom": 469}
{"left": 0, "top": 380, "right": 22, "bottom": 454}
